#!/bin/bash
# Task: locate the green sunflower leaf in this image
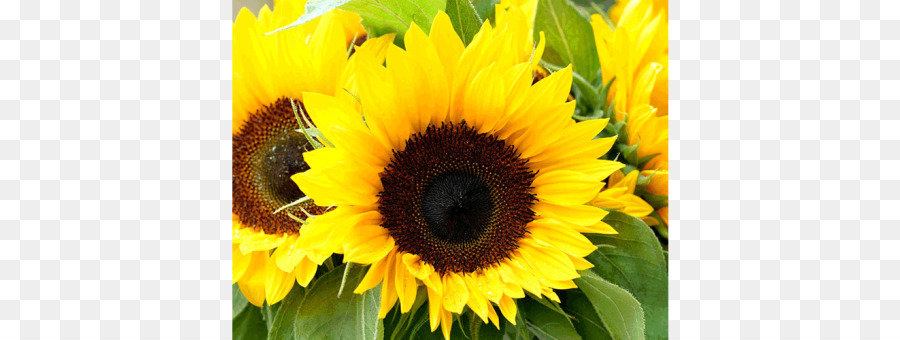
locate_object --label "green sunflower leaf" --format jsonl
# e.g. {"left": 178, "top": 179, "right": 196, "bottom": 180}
{"left": 473, "top": 0, "right": 499, "bottom": 23}
{"left": 573, "top": 271, "right": 645, "bottom": 340}
{"left": 266, "top": 282, "right": 306, "bottom": 340}
{"left": 383, "top": 286, "right": 428, "bottom": 340}
{"left": 534, "top": 0, "right": 600, "bottom": 84}
{"left": 269, "top": 0, "right": 446, "bottom": 44}
{"left": 446, "top": 0, "right": 484, "bottom": 45}
{"left": 460, "top": 308, "right": 505, "bottom": 340}
{"left": 502, "top": 302, "right": 530, "bottom": 340}
{"left": 267, "top": 263, "right": 383, "bottom": 340}
{"left": 585, "top": 211, "right": 668, "bottom": 340}
{"left": 342, "top": 0, "right": 447, "bottom": 42}
{"left": 234, "top": 305, "right": 268, "bottom": 340}
{"left": 262, "top": 303, "right": 280, "bottom": 331}
{"left": 233, "top": 284, "right": 249, "bottom": 319}
{"left": 566, "top": 291, "right": 612, "bottom": 340}
{"left": 520, "top": 297, "right": 583, "bottom": 340}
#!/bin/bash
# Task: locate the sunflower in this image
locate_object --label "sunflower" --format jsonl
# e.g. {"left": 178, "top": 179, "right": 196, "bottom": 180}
{"left": 591, "top": 169, "right": 654, "bottom": 217}
{"left": 592, "top": 0, "right": 667, "bottom": 117}
{"left": 231, "top": 0, "right": 395, "bottom": 307}
{"left": 591, "top": 0, "right": 668, "bottom": 226}
{"left": 290, "top": 8, "right": 624, "bottom": 339}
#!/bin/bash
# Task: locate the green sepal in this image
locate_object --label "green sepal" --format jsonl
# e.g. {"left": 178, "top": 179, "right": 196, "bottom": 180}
{"left": 615, "top": 142, "right": 640, "bottom": 166}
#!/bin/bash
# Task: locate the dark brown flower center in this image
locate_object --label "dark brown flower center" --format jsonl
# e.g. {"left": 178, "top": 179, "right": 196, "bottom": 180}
{"left": 377, "top": 122, "right": 537, "bottom": 274}
{"left": 232, "top": 97, "right": 326, "bottom": 235}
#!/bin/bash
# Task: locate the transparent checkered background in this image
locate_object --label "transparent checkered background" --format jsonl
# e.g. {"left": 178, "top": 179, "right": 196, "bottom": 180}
{"left": 2, "top": 0, "right": 898, "bottom": 339}
{"left": 671, "top": 0, "right": 900, "bottom": 338}
{"left": 1, "top": 0, "right": 231, "bottom": 339}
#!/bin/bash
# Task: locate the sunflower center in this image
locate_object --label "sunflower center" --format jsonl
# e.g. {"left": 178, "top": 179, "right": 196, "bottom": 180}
{"left": 422, "top": 172, "right": 494, "bottom": 243}
{"left": 378, "top": 122, "right": 537, "bottom": 274}
{"left": 233, "top": 97, "right": 325, "bottom": 235}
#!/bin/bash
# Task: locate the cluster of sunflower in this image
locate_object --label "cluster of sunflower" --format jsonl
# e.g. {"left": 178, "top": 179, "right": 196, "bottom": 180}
{"left": 232, "top": 0, "right": 668, "bottom": 339}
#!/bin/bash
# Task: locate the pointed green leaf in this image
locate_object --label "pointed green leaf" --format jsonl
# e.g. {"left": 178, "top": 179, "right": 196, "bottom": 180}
{"left": 473, "top": 0, "right": 498, "bottom": 22}
{"left": 585, "top": 211, "right": 667, "bottom": 340}
{"left": 233, "top": 284, "right": 249, "bottom": 319}
{"left": 342, "top": 0, "right": 446, "bottom": 42}
{"left": 266, "top": 282, "right": 306, "bottom": 340}
{"left": 262, "top": 303, "right": 280, "bottom": 331}
{"left": 502, "top": 302, "right": 530, "bottom": 340}
{"left": 446, "top": 0, "right": 484, "bottom": 45}
{"left": 521, "top": 297, "right": 582, "bottom": 340}
{"left": 566, "top": 291, "right": 613, "bottom": 340}
{"left": 234, "top": 305, "right": 268, "bottom": 340}
{"left": 574, "top": 271, "right": 645, "bottom": 340}
{"left": 267, "top": 264, "right": 383, "bottom": 340}
{"left": 269, "top": 0, "right": 446, "bottom": 43}
{"left": 294, "top": 264, "right": 383, "bottom": 340}
{"left": 267, "top": 0, "right": 353, "bottom": 35}
{"left": 534, "top": 0, "right": 600, "bottom": 83}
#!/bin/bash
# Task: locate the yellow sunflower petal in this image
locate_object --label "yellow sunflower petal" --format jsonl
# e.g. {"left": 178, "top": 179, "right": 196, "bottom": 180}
{"left": 518, "top": 238, "right": 580, "bottom": 282}
{"left": 265, "top": 253, "right": 296, "bottom": 304}
{"left": 504, "top": 257, "right": 542, "bottom": 296}
{"left": 528, "top": 219, "right": 597, "bottom": 257}
{"left": 239, "top": 233, "right": 286, "bottom": 254}
{"left": 301, "top": 92, "right": 391, "bottom": 167}
{"left": 542, "top": 287, "right": 561, "bottom": 303}
{"left": 355, "top": 247, "right": 395, "bottom": 294}
{"left": 427, "top": 283, "right": 443, "bottom": 331}
{"left": 237, "top": 251, "right": 268, "bottom": 307}
{"left": 568, "top": 254, "right": 595, "bottom": 270}
{"left": 440, "top": 308, "right": 452, "bottom": 339}
{"left": 394, "top": 253, "right": 418, "bottom": 313}
{"left": 462, "top": 64, "right": 505, "bottom": 134}
{"left": 533, "top": 201, "right": 609, "bottom": 227}
{"left": 379, "top": 251, "right": 399, "bottom": 319}
{"left": 498, "top": 295, "right": 518, "bottom": 325}
{"left": 502, "top": 281, "right": 526, "bottom": 299}
{"left": 487, "top": 303, "right": 500, "bottom": 329}
{"left": 233, "top": 244, "right": 252, "bottom": 283}
{"left": 463, "top": 274, "right": 490, "bottom": 323}
{"left": 293, "top": 255, "right": 318, "bottom": 287}
{"left": 441, "top": 272, "right": 469, "bottom": 314}
{"left": 533, "top": 170, "right": 604, "bottom": 205}
{"left": 429, "top": 11, "right": 465, "bottom": 82}
{"left": 574, "top": 220, "right": 619, "bottom": 234}
{"left": 403, "top": 22, "right": 450, "bottom": 128}
{"left": 477, "top": 268, "right": 504, "bottom": 304}
{"left": 402, "top": 253, "right": 435, "bottom": 281}
{"left": 273, "top": 234, "right": 306, "bottom": 273}
{"left": 342, "top": 225, "right": 395, "bottom": 264}
{"left": 356, "top": 61, "right": 411, "bottom": 151}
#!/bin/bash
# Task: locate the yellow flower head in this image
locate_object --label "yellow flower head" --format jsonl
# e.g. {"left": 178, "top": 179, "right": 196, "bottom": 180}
{"left": 591, "top": 0, "right": 668, "bottom": 225}
{"left": 291, "top": 10, "right": 623, "bottom": 339}
{"left": 591, "top": 0, "right": 667, "bottom": 117}
{"left": 231, "top": 0, "right": 395, "bottom": 307}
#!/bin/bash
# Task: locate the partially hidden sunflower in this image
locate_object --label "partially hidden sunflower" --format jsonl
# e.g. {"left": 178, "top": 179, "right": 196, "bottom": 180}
{"left": 291, "top": 7, "right": 625, "bottom": 339}
{"left": 592, "top": 0, "right": 668, "bottom": 226}
{"left": 604, "top": 0, "right": 669, "bottom": 116}
{"left": 232, "top": 0, "right": 395, "bottom": 307}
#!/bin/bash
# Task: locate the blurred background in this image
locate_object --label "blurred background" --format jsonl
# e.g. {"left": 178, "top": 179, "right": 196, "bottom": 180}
{"left": 234, "top": 0, "right": 274, "bottom": 19}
